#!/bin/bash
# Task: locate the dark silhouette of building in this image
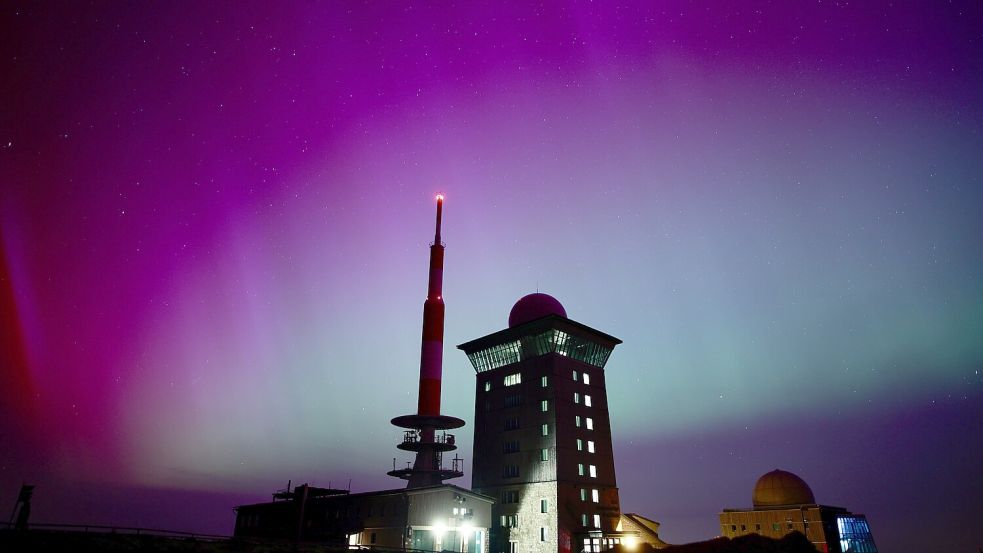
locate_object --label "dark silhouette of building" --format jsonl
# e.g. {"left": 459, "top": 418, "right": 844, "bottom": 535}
{"left": 459, "top": 293, "right": 640, "bottom": 553}
{"left": 718, "top": 469, "right": 877, "bottom": 553}
{"left": 234, "top": 197, "right": 492, "bottom": 549}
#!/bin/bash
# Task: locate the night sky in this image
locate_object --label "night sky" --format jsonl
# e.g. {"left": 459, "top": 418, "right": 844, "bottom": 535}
{"left": 2, "top": 2, "right": 981, "bottom": 552}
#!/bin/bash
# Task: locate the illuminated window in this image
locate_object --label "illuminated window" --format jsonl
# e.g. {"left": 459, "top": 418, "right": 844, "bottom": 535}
{"left": 591, "top": 489, "right": 599, "bottom": 503}
{"left": 504, "top": 373, "right": 521, "bottom": 386}
{"left": 577, "top": 439, "right": 583, "bottom": 451}
{"left": 583, "top": 373, "right": 590, "bottom": 385}
{"left": 589, "top": 465, "right": 597, "bottom": 478}
{"left": 574, "top": 392, "right": 580, "bottom": 404}
{"left": 541, "top": 424, "right": 549, "bottom": 436}
{"left": 485, "top": 381, "right": 491, "bottom": 392}
{"left": 580, "top": 489, "right": 587, "bottom": 501}
{"left": 573, "top": 370, "right": 579, "bottom": 381}
{"left": 584, "top": 395, "right": 592, "bottom": 407}
{"left": 578, "top": 463, "right": 585, "bottom": 476}
{"left": 541, "top": 448, "right": 549, "bottom": 461}
{"left": 587, "top": 441, "right": 595, "bottom": 453}
{"left": 541, "top": 375, "right": 548, "bottom": 387}
{"left": 501, "top": 515, "right": 518, "bottom": 528}
{"left": 586, "top": 418, "right": 594, "bottom": 430}
{"left": 541, "top": 499, "right": 548, "bottom": 513}
{"left": 541, "top": 400, "right": 548, "bottom": 412}
{"left": 581, "top": 514, "right": 588, "bottom": 526}
{"left": 575, "top": 416, "right": 581, "bottom": 427}
{"left": 593, "top": 514, "right": 601, "bottom": 528}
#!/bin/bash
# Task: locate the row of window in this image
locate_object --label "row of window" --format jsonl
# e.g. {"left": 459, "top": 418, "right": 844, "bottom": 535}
{"left": 502, "top": 416, "right": 594, "bottom": 432}
{"left": 485, "top": 369, "right": 593, "bottom": 392}
{"left": 502, "top": 438, "right": 594, "bottom": 454}
{"left": 577, "top": 463, "right": 598, "bottom": 478}
{"left": 467, "top": 329, "right": 612, "bottom": 373}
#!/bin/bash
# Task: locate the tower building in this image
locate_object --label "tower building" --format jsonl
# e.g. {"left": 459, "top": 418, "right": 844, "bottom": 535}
{"left": 233, "top": 196, "right": 491, "bottom": 550}
{"left": 458, "top": 294, "right": 629, "bottom": 553}
{"left": 388, "top": 193, "right": 466, "bottom": 487}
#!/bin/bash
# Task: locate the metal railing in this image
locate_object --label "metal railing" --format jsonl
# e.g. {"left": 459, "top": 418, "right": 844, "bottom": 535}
{"left": 0, "top": 521, "right": 230, "bottom": 541}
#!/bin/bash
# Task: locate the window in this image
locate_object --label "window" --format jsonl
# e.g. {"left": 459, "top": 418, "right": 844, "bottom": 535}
{"left": 503, "top": 440, "right": 520, "bottom": 453}
{"left": 541, "top": 375, "right": 549, "bottom": 387}
{"left": 541, "top": 400, "right": 548, "bottom": 412}
{"left": 575, "top": 415, "right": 581, "bottom": 427}
{"left": 510, "top": 541, "right": 518, "bottom": 553}
{"left": 502, "top": 490, "right": 519, "bottom": 503}
{"left": 587, "top": 441, "right": 595, "bottom": 453}
{"left": 501, "top": 515, "right": 518, "bottom": 528}
{"left": 741, "top": 525, "right": 746, "bottom": 531}
{"left": 583, "top": 373, "right": 590, "bottom": 385}
{"left": 589, "top": 465, "right": 597, "bottom": 478}
{"left": 581, "top": 514, "right": 588, "bottom": 526}
{"left": 541, "top": 448, "right": 549, "bottom": 461}
{"left": 577, "top": 438, "right": 583, "bottom": 451}
{"left": 755, "top": 524, "right": 761, "bottom": 532}
{"left": 485, "top": 381, "right": 491, "bottom": 392}
{"left": 504, "top": 465, "right": 519, "bottom": 478}
{"left": 541, "top": 499, "right": 548, "bottom": 513}
{"left": 580, "top": 488, "right": 587, "bottom": 501}
{"left": 772, "top": 523, "right": 780, "bottom": 531}
{"left": 593, "top": 514, "right": 601, "bottom": 529}
{"left": 578, "top": 463, "right": 585, "bottom": 476}
{"left": 541, "top": 424, "right": 549, "bottom": 436}
{"left": 371, "top": 532, "right": 377, "bottom": 544}
{"left": 573, "top": 370, "right": 579, "bottom": 381}
{"left": 591, "top": 489, "right": 599, "bottom": 503}
{"left": 574, "top": 392, "right": 580, "bottom": 404}
{"left": 504, "top": 373, "right": 521, "bottom": 386}
{"left": 505, "top": 417, "right": 520, "bottom": 431}
{"left": 731, "top": 525, "right": 737, "bottom": 532}
{"left": 505, "top": 394, "right": 522, "bottom": 407}
{"left": 787, "top": 523, "right": 793, "bottom": 530}
{"left": 586, "top": 417, "right": 594, "bottom": 430}
{"left": 541, "top": 527, "right": 547, "bottom": 542}
{"left": 584, "top": 395, "right": 592, "bottom": 407}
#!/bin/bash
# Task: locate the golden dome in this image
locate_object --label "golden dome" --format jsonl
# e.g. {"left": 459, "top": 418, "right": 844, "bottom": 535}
{"left": 752, "top": 469, "right": 816, "bottom": 507}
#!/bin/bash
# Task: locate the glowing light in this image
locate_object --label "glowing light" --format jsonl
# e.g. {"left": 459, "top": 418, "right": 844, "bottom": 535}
{"left": 436, "top": 193, "right": 444, "bottom": 201}
{"left": 460, "top": 521, "right": 474, "bottom": 535}
{"left": 432, "top": 521, "right": 447, "bottom": 537}
{"left": 624, "top": 536, "right": 638, "bottom": 550}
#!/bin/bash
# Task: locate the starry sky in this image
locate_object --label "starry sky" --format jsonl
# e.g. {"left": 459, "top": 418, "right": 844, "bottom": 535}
{"left": 1, "top": 2, "right": 981, "bottom": 552}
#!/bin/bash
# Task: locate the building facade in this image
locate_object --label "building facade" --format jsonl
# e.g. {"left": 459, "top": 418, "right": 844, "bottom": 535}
{"left": 459, "top": 293, "right": 633, "bottom": 553}
{"left": 719, "top": 469, "right": 878, "bottom": 553}
{"left": 235, "top": 483, "right": 493, "bottom": 550}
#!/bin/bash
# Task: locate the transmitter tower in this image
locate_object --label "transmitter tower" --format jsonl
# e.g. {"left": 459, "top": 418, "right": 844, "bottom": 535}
{"left": 388, "top": 195, "right": 465, "bottom": 488}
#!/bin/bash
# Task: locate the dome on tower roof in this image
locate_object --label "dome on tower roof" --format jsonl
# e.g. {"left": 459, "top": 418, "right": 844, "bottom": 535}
{"left": 752, "top": 469, "right": 816, "bottom": 508}
{"left": 508, "top": 293, "right": 567, "bottom": 327}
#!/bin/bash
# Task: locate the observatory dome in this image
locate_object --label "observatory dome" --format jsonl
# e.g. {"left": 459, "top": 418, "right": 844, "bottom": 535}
{"left": 752, "top": 469, "right": 816, "bottom": 507}
{"left": 508, "top": 293, "right": 567, "bottom": 327}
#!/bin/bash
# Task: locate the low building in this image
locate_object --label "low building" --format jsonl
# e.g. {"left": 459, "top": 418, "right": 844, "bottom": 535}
{"left": 718, "top": 469, "right": 877, "bottom": 553}
{"left": 235, "top": 483, "right": 493, "bottom": 551}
